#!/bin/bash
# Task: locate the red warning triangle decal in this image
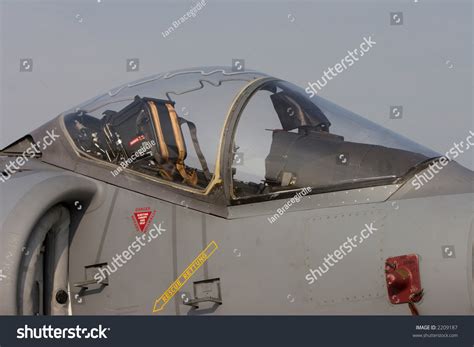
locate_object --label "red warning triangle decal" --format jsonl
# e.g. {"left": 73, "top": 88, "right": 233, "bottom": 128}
{"left": 133, "top": 210, "right": 152, "bottom": 233}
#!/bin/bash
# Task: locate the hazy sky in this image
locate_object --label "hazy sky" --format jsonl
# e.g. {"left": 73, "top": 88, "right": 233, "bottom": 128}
{"left": 1, "top": 0, "right": 472, "bottom": 169}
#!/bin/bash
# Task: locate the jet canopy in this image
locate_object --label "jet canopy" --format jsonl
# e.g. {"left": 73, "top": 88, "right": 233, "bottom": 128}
{"left": 62, "top": 67, "right": 438, "bottom": 200}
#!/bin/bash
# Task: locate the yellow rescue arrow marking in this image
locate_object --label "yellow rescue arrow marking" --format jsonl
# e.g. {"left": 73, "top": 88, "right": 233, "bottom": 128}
{"left": 152, "top": 240, "right": 218, "bottom": 313}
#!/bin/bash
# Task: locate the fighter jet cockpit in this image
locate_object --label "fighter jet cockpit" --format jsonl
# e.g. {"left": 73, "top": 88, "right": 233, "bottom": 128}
{"left": 61, "top": 69, "right": 439, "bottom": 201}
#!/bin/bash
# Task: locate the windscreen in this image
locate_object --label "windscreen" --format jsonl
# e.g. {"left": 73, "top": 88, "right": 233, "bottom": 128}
{"left": 231, "top": 80, "right": 439, "bottom": 198}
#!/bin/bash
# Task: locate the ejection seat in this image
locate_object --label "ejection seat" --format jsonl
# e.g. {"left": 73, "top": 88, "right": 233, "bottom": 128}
{"left": 102, "top": 95, "right": 211, "bottom": 187}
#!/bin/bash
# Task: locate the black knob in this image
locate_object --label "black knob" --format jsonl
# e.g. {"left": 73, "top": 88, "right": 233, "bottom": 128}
{"left": 55, "top": 289, "right": 69, "bottom": 304}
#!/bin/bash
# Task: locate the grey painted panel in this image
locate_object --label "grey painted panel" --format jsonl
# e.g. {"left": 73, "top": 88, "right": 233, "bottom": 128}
{"left": 205, "top": 212, "right": 307, "bottom": 314}
{"left": 381, "top": 193, "right": 473, "bottom": 314}
{"left": 75, "top": 187, "right": 175, "bottom": 315}
{"left": 0, "top": 161, "right": 64, "bottom": 222}
{"left": 227, "top": 184, "right": 401, "bottom": 219}
{"left": 304, "top": 209, "right": 388, "bottom": 312}
{"left": 204, "top": 193, "right": 473, "bottom": 315}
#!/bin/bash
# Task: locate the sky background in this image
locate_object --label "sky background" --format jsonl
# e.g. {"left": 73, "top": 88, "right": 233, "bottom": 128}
{"left": 0, "top": 0, "right": 472, "bottom": 169}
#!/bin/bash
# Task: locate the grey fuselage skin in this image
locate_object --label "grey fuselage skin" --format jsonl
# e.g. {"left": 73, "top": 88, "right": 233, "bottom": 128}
{"left": 0, "top": 71, "right": 473, "bottom": 316}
